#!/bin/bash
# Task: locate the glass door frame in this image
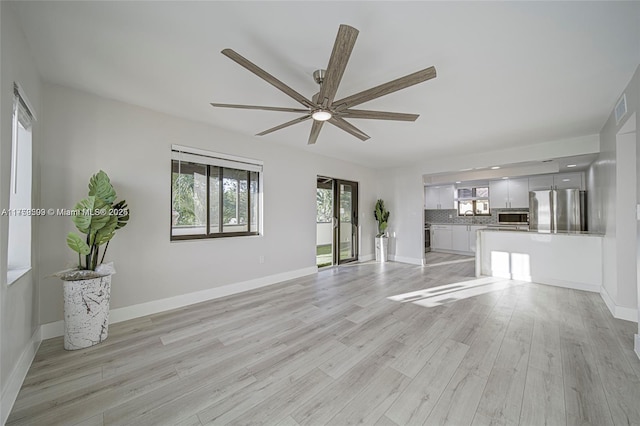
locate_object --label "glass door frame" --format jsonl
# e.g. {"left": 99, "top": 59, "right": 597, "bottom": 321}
{"left": 334, "top": 179, "right": 359, "bottom": 265}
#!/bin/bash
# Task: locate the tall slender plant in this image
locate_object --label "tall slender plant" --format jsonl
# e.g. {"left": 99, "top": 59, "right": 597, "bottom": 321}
{"left": 374, "top": 199, "right": 390, "bottom": 237}
{"left": 66, "top": 171, "right": 130, "bottom": 270}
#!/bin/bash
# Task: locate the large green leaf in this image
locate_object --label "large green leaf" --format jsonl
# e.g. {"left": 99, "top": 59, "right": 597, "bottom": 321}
{"left": 112, "top": 199, "right": 130, "bottom": 230}
{"left": 88, "top": 170, "right": 116, "bottom": 204}
{"left": 95, "top": 215, "right": 117, "bottom": 246}
{"left": 66, "top": 232, "right": 90, "bottom": 255}
{"left": 71, "top": 196, "right": 95, "bottom": 234}
{"left": 89, "top": 197, "right": 112, "bottom": 233}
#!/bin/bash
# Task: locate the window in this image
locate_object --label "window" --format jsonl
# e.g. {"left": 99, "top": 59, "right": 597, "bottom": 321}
{"left": 457, "top": 186, "right": 490, "bottom": 216}
{"left": 171, "top": 146, "right": 261, "bottom": 239}
{"left": 7, "top": 83, "right": 35, "bottom": 284}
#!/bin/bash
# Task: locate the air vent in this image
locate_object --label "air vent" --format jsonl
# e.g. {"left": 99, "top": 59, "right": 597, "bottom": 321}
{"left": 615, "top": 94, "right": 627, "bottom": 125}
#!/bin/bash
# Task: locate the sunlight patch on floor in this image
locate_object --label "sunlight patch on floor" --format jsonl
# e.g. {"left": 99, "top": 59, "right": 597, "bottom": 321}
{"left": 387, "top": 276, "right": 525, "bottom": 308}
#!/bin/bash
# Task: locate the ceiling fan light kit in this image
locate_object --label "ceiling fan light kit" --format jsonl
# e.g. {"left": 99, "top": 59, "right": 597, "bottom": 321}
{"left": 311, "top": 110, "right": 332, "bottom": 121}
{"left": 211, "top": 24, "right": 436, "bottom": 145}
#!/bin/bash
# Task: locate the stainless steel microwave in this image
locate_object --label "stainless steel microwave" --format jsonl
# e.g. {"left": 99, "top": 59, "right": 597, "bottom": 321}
{"left": 497, "top": 211, "right": 529, "bottom": 225}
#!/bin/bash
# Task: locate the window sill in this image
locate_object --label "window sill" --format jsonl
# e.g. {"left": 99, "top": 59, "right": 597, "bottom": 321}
{"left": 7, "top": 268, "right": 31, "bottom": 286}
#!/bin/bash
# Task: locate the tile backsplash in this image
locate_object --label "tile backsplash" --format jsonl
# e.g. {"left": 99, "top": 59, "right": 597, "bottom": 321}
{"left": 425, "top": 208, "right": 528, "bottom": 225}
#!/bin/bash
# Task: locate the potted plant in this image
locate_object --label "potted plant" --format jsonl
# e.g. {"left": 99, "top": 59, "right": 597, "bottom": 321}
{"left": 57, "top": 170, "right": 129, "bottom": 350}
{"left": 374, "top": 199, "right": 390, "bottom": 262}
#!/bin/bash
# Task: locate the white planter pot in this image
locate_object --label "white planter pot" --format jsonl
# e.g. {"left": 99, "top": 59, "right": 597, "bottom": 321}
{"left": 62, "top": 275, "right": 111, "bottom": 350}
{"left": 375, "top": 236, "right": 388, "bottom": 262}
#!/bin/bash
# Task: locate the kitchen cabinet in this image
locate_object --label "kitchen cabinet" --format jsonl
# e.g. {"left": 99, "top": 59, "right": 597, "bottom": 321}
{"left": 431, "top": 224, "right": 452, "bottom": 250}
{"left": 450, "top": 224, "right": 486, "bottom": 253}
{"left": 425, "top": 185, "right": 455, "bottom": 209}
{"left": 489, "top": 178, "right": 529, "bottom": 209}
{"left": 528, "top": 173, "right": 584, "bottom": 190}
{"left": 528, "top": 174, "right": 554, "bottom": 191}
{"left": 451, "top": 226, "right": 469, "bottom": 252}
{"left": 554, "top": 173, "right": 583, "bottom": 190}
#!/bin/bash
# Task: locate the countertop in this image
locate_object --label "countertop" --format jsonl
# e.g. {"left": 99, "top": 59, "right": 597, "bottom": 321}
{"left": 426, "top": 223, "right": 601, "bottom": 236}
{"left": 479, "top": 228, "right": 603, "bottom": 236}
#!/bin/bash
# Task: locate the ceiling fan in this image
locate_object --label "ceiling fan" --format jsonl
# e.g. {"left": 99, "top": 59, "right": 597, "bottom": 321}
{"left": 210, "top": 24, "right": 437, "bottom": 145}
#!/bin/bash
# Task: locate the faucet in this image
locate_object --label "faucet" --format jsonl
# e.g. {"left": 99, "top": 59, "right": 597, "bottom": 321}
{"left": 464, "top": 210, "right": 477, "bottom": 224}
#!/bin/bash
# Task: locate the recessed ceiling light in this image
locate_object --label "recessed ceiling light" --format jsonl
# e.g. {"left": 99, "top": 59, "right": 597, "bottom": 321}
{"left": 567, "top": 164, "right": 577, "bottom": 168}
{"left": 455, "top": 181, "right": 461, "bottom": 184}
{"left": 562, "top": 178, "right": 570, "bottom": 182}
{"left": 491, "top": 166, "right": 500, "bottom": 170}
{"left": 502, "top": 177, "right": 508, "bottom": 179}
{"left": 459, "top": 168, "right": 473, "bottom": 172}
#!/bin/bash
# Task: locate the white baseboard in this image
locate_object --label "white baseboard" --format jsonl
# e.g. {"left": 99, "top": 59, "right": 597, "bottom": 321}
{"left": 600, "top": 286, "right": 617, "bottom": 316}
{"left": 531, "top": 276, "right": 600, "bottom": 293}
{"left": 42, "top": 266, "right": 317, "bottom": 340}
{"left": 1, "top": 327, "right": 42, "bottom": 425}
{"left": 389, "top": 255, "right": 423, "bottom": 266}
{"left": 635, "top": 334, "right": 640, "bottom": 360}
{"left": 600, "top": 286, "right": 639, "bottom": 322}
{"left": 358, "top": 253, "right": 374, "bottom": 262}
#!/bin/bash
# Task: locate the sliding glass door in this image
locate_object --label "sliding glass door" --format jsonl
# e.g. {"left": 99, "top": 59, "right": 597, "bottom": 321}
{"left": 317, "top": 177, "right": 358, "bottom": 267}
{"left": 336, "top": 180, "right": 358, "bottom": 264}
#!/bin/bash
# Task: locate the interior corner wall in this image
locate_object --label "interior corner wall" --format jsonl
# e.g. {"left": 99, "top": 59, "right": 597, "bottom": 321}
{"left": 592, "top": 64, "right": 640, "bottom": 321}
{"left": 38, "top": 83, "right": 377, "bottom": 326}
{"left": 0, "top": 2, "right": 42, "bottom": 421}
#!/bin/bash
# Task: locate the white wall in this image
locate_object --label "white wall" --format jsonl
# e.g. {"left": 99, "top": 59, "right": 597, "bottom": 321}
{"left": 589, "top": 65, "right": 640, "bottom": 322}
{"left": 377, "top": 134, "right": 600, "bottom": 265}
{"left": 38, "top": 83, "right": 377, "bottom": 325}
{"left": 0, "top": 2, "right": 42, "bottom": 422}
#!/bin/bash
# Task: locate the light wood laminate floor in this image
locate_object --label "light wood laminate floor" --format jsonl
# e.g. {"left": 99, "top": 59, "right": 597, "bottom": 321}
{"left": 8, "top": 260, "right": 640, "bottom": 425}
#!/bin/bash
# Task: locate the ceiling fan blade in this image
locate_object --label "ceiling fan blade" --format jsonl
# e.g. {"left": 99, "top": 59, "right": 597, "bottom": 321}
{"left": 328, "top": 117, "right": 370, "bottom": 141}
{"left": 333, "top": 66, "right": 437, "bottom": 110}
{"left": 256, "top": 115, "right": 311, "bottom": 136}
{"left": 343, "top": 109, "right": 419, "bottom": 121}
{"left": 210, "top": 103, "right": 309, "bottom": 113}
{"left": 317, "top": 24, "right": 359, "bottom": 107}
{"left": 222, "top": 49, "right": 315, "bottom": 108}
{"left": 308, "top": 120, "right": 324, "bottom": 145}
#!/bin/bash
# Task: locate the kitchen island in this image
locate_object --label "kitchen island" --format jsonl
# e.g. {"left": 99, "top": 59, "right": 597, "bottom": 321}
{"left": 476, "top": 228, "right": 603, "bottom": 292}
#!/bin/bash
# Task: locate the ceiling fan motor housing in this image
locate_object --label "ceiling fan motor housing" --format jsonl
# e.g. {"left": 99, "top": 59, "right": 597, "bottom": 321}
{"left": 313, "top": 69, "right": 327, "bottom": 86}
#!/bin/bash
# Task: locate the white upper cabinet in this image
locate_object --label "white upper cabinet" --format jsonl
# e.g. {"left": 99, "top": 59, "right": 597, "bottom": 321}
{"left": 425, "top": 186, "right": 439, "bottom": 209}
{"left": 528, "top": 174, "right": 554, "bottom": 191}
{"left": 554, "top": 173, "right": 584, "bottom": 190}
{"left": 529, "top": 173, "right": 584, "bottom": 190}
{"left": 425, "top": 185, "right": 455, "bottom": 209}
{"left": 508, "top": 178, "right": 530, "bottom": 208}
{"left": 438, "top": 185, "right": 455, "bottom": 209}
{"left": 489, "top": 180, "right": 509, "bottom": 209}
{"left": 490, "top": 178, "right": 529, "bottom": 209}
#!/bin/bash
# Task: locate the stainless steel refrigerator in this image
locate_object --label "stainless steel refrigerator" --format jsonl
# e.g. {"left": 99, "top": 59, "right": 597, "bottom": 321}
{"left": 529, "top": 189, "right": 587, "bottom": 232}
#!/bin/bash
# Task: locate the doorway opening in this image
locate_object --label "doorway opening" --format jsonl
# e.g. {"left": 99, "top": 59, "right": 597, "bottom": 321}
{"left": 316, "top": 176, "right": 359, "bottom": 267}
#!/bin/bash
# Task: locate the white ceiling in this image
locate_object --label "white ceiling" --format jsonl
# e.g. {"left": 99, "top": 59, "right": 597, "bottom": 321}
{"left": 11, "top": 1, "right": 640, "bottom": 168}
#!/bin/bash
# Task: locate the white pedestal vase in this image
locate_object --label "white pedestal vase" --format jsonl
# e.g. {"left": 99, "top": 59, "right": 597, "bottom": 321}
{"left": 375, "top": 236, "right": 388, "bottom": 262}
{"left": 62, "top": 275, "right": 111, "bottom": 350}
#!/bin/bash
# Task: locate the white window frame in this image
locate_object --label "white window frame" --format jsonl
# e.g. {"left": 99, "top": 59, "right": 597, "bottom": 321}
{"left": 7, "top": 83, "right": 36, "bottom": 285}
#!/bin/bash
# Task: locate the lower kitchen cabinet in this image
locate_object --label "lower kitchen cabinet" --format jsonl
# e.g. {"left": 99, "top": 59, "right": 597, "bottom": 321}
{"left": 431, "top": 225, "right": 452, "bottom": 250}
{"left": 468, "top": 225, "right": 485, "bottom": 252}
{"left": 432, "top": 224, "right": 485, "bottom": 254}
{"left": 452, "top": 226, "right": 469, "bottom": 252}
